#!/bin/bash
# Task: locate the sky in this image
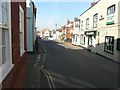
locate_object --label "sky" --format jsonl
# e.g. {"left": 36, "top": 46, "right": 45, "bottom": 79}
{"left": 33, "top": 1, "right": 92, "bottom": 30}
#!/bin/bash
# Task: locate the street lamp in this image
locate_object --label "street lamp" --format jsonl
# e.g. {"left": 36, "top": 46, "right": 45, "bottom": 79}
{"left": 55, "top": 24, "right": 57, "bottom": 40}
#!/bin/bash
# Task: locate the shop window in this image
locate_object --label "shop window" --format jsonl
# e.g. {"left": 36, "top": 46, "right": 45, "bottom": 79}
{"left": 88, "top": 36, "right": 92, "bottom": 46}
{"left": 104, "top": 36, "right": 114, "bottom": 54}
{"left": 75, "top": 35, "right": 77, "bottom": 42}
{"left": 80, "top": 35, "right": 85, "bottom": 45}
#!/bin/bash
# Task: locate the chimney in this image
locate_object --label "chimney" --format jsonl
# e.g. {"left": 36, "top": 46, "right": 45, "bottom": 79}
{"left": 91, "top": 0, "right": 96, "bottom": 7}
{"left": 67, "top": 18, "right": 70, "bottom": 25}
{"left": 74, "top": 17, "right": 78, "bottom": 22}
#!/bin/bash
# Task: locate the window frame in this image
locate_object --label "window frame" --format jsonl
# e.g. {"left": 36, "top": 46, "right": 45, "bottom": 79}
{"left": 81, "top": 21, "right": 83, "bottom": 31}
{"left": 80, "top": 34, "right": 85, "bottom": 45}
{"left": 93, "top": 13, "right": 98, "bottom": 28}
{"left": 0, "top": 1, "right": 14, "bottom": 84}
{"left": 19, "top": 5, "right": 25, "bottom": 57}
{"left": 104, "top": 36, "right": 114, "bottom": 54}
{"left": 75, "top": 19, "right": 80, "bottom": 29}
{"left": 107, "top": 4, "right": 116, "bottom": 15}
{"left": 86, "top": 18, "right": 89, "bottom": 30}
{"left": 88, "top": 35, "right": 93, "bottom": 46}
{"left": 106, "top": 4, "right": 116, "bottom": 25}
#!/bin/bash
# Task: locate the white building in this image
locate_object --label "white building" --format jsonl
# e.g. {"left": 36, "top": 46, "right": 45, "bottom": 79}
{"left": 43, "top": 29, "right": 50, "bottom": 38}
{"left": 72, "top": 17, "right": 80, "bottom": 45}
{"left": 26, "top": 1, "right": 37, "bottom": 52}
{"left": 58, "top": 30, "right": 63, "bottom": 40}
{"left": 79, "top": 0, "right": 120, "bottom": 62}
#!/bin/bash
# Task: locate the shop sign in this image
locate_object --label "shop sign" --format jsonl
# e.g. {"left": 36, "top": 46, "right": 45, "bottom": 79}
{"left": 106, "top": 14, "right": 115, "bottom": 25}
{"left": 85, "top": 31, "right": 97, "bottom": 36}
{"left": 99, "top": 15, "right": 104, "bottom": 21}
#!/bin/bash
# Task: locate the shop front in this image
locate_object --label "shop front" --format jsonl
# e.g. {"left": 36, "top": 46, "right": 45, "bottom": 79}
{"left": 85, "top": 30, "right": 97, "bottom": 52}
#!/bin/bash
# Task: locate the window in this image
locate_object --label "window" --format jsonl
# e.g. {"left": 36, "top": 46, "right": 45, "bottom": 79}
{"left": 88, "top": 36, "right": 92, "bottom": 46}
{"left": 0, "top": 1, "right": 8, "bottom": 68}
{"left": 80, "top": 34, "right": 85, "bottom": 45}
{"left": 19, "top": 5, "right": 25, "bottom": 56}
{"left": 75, "top": 19, "right": 80, "bottom": 28}
{"left": 86, "top": 18, "right": 89, "bottom": 29}
{"left": 106, "top": 4, "right": 116, "bottom": 25}
{"left": 81, "top": 21, "right": 83, "bottom": 30}
{"left": 75, "top": 35, "right": 77, "bottom": 42}
{"left": 0, "top": 1, "right": 14, "bottom": 83}
{"left": 107, "top": 4, "right": 115, "bottom": 15}
{"left": 104, "top": 36, "right": 114, "bottom": 54}
{"left": 93, "top": 13, "right": 98, "bottom": 28}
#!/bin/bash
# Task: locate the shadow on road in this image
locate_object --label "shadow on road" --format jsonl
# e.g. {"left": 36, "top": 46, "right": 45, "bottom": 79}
{"left": 40, "top": 39, "right": 119, "bottom": 88}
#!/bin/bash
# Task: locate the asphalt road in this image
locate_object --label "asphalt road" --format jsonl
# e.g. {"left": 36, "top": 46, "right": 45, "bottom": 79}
{"left": 39, "top": 39, "right": 118, "bottom": 88}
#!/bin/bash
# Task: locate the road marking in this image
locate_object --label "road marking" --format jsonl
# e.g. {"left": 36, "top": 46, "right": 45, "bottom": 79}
{"left": 37, "top": 55, "right": 41, "bottom": 61}
{"left": 39, "top": 67, "right": 55, "bottom": 89}
{"left": 39, "top": 67, "right": 52, "bottom": 88}
{"left": 39, "top": 41, "right": 55, "bottom": 89}
{"left": 40, "top": 41, "right": 48, "bottom": 67}
{"left": 41, "top": 42, "right": 48, "bottom": 55}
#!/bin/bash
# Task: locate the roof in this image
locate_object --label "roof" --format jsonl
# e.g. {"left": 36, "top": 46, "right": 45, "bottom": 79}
{"left": 80, "top": 0, "right": 100, "bottom": 17}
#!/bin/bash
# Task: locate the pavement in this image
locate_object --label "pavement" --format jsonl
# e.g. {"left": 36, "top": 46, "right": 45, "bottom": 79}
{"left": 22, "top": 41, "right": 50, "bottom": 88}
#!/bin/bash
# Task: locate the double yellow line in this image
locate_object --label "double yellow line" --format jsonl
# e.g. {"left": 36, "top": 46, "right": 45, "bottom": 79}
{"left": 39, "top": 67, "right": 55, "bottom": 89}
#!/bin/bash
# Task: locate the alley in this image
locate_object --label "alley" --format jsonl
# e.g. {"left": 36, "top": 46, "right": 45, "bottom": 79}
{"left": 38, "top": 39, "right": 118, "bottom": 88}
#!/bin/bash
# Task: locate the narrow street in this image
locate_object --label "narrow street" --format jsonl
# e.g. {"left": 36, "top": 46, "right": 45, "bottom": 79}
{"left": 37, "top": 39, "right": 118, "bottom": 88}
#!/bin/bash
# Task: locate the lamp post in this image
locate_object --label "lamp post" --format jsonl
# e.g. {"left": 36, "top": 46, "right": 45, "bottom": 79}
{"left": 55, "top": 24, "right": 57, "bottom": 40}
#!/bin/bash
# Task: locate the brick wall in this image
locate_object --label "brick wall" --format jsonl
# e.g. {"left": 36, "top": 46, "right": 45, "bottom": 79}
{"left": 2, "top": 2, "right": 27, "bottom": 88}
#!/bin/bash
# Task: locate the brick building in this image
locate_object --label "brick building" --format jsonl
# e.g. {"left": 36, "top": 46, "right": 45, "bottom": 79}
{"left": 0, "top": 1, "right": 27, "bottom": 88}
{"left": 65, "top": 18, "right": 74, "bottom": 42}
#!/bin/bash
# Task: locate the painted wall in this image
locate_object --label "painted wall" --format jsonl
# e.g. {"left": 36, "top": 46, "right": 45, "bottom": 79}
{"left": 72, "top": 18, "right": 80, "bottom": 45}
{"left": 26, "top": 2, "right": 36, "bottom": 52}
{"left": 79, "top": 0, "right": 120, "bottom": 62}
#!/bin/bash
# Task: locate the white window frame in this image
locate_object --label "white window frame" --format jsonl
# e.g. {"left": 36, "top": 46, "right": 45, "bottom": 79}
{"left": 86, "top": 18, "right": 89, "bottom": 30}
{"left": 81, "top": 21, "right": 83, "bottom": 30}
{"left": 0, "top": 1, "right": 14, "bottom": 84}
{"left": 19, "top": 5, "right": 25, "bottom": 56}
{"left": 80, "top": 34, "right": 85, "bottom": 45}
{"left": 107, "top": 4, "right": 115, "bottom": 15}
{"left": 93, "top": 13, "right": 98, "bottom": 28}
